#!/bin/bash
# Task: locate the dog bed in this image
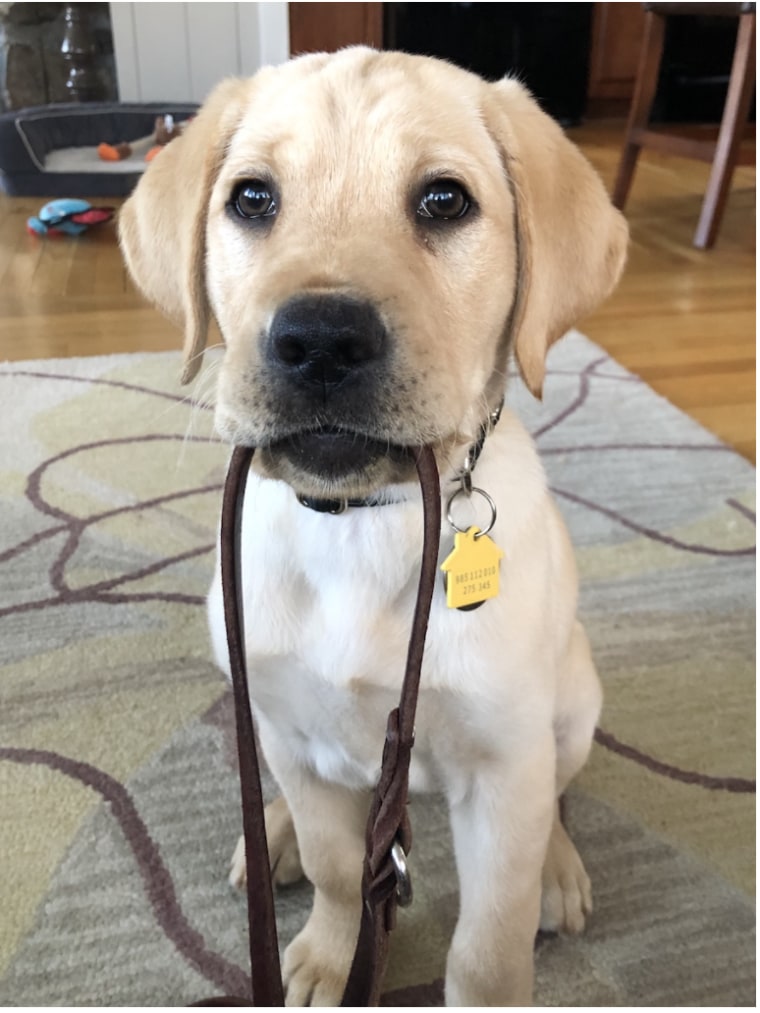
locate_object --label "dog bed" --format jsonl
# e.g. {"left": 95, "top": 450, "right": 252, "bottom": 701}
{"left": 0, "top": 102, "right": 197, "bottom": 197}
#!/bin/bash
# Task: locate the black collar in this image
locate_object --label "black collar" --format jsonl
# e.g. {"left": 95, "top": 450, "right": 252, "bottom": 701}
{"left": 296, "top": 399, "right": 504, "bottom": 514}
{"left": 296, "top": 492, "right": 393, "bottom": 514}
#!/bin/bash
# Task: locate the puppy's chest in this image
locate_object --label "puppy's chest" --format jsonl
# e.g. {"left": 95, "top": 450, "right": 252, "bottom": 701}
{"left": 246, "top": 581, "right": 439, "bottom": 790}
{"left": 250, "top": 640, "right": 490, "bottom": 794}
{"left": 241, "top": 507, "right": 495, "bottom": 791}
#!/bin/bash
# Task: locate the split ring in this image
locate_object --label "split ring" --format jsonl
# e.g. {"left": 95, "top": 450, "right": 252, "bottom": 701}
{"left": 446, "top": 486, "right": 497, "bottom": 538}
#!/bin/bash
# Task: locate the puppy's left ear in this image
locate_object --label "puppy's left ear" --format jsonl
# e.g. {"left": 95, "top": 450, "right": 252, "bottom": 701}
{"left": 485, "top": 79, "right": 628, "bottom": 397}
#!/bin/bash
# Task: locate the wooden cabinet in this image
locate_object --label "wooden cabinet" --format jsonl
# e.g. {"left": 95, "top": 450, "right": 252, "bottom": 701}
{"left": 588, "top": 2, "right": 647, "bottom": 114}
{"left": 289, "top": 3, "right": 383, "bottom": 55}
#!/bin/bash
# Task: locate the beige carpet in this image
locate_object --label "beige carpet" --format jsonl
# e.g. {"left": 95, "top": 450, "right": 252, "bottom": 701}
{"left": 0, "top": 332, "right": 754, "bottom": 1006}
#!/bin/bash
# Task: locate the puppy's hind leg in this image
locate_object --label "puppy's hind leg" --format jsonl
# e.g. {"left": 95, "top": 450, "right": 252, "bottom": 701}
{"left": 540, "top": 801, "right": 593, "bottom": 935}
{"left": 541, "top": 620, "right": 602, "bottom": 935}
{"left": 229, "top": 795, "right": 304, "bottom": 889}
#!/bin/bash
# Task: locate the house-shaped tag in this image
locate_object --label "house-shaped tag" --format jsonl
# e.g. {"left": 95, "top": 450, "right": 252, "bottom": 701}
{"left": 440, "top": 526, "right": 504, "bottom": 611}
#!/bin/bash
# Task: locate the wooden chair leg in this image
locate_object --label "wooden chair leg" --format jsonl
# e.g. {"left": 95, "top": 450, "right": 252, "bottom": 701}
{"left": 693, "top": 12, "right": 756, "bottom": 250}
{"left": 612, "top": 10, "right": 667, "bottom": 210}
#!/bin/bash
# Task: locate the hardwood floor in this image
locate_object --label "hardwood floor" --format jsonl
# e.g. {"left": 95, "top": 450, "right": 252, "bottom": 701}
{"left": 0, "top": 121, "right": 755, "bottom": 460}
{"left": 570, "top": 122, "right": 755, "bottom": 462}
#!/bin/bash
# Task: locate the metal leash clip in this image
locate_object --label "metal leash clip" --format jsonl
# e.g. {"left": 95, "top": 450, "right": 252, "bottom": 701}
{"left": 390, "top": 839, "right": 413, "bottom": 907}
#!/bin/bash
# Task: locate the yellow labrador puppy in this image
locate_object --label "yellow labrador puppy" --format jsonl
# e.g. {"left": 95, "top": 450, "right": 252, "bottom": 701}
{"left": 120, "top": 48, "right": 627, "bottom": 1006}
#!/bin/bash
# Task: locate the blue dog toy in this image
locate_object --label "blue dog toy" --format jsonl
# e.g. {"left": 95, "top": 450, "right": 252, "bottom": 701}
{"left": 27, "top": 199, "right": 114, "bottom": 237}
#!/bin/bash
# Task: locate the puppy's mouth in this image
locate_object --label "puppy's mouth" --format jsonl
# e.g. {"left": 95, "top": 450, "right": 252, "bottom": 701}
{"left": 267, "top": 426, "right": 410, "bottom": 481}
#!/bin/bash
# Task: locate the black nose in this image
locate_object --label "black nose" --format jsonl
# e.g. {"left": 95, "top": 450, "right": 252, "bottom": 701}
{"left": 267, "top": 294, "right": 387, "bottom": 390}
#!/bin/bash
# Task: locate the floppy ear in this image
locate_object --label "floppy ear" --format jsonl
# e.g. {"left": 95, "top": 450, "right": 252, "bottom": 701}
{"left": 486, "top": 79, "right": 628, "bottom": 397}
{"left": 119, "top": 78, "right": 250, "bottom": 383}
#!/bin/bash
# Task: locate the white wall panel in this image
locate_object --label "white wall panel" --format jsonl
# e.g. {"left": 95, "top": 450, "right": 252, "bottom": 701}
{"left": 111, "top": 2, "right": 290, "bottom": 103}
{"left": 110, "top": 1, "right": 140, "bottom": 101}
{"left": 257, "top": 2, "right": 290, "bottom": 68}
{"left": 187, "top": 2, "right": 239, "bottom": 102}
{"left": 237, "top": 2, "right": 263, "bottom": 77}
{"left": 132, "top": 2, "right": 192, "bottom": 101}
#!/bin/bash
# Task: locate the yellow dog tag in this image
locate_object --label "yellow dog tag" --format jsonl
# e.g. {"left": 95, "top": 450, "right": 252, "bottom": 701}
{"left": 441, "top": 526, "right": 504, "bottom": 611}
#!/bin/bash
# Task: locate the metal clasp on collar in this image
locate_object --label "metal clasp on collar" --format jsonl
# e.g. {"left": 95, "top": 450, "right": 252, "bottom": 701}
{"left": 458, "top": 447, "right": 475, "bottom": 495}
{"left": 488, "top": 400, "right": 504, "bottom": 431}
{"left": 452, "top": 399, "right": 504, "bottom": 498}
{"left": 390, "top": 839, "right": 413, "bottom": 907}
{"left": 296, "top": 494, "right": 347, "bottom": 514}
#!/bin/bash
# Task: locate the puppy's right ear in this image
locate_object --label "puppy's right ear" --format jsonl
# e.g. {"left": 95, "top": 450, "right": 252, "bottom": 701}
{"left": 119, "top": 78, "right": 249, "bottom": 383}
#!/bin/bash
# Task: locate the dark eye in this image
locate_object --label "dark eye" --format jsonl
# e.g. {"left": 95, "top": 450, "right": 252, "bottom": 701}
{"left": 231, "top": 180, "right": 277, "bottom": 220}
{"left": 417, "top": 179, "right": 471, "bottom": 220}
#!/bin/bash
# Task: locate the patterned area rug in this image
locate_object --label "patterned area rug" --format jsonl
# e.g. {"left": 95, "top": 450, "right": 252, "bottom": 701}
{"left": 0, "top": 332, "right": 755, "bottom": 1006}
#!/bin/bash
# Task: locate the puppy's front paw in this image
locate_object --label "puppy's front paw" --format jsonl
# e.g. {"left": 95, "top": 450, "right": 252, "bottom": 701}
{"left": 283, "top": 919, "right": 353, "bottom": 1006}
{"left": 228, "top": 795, "right": 304, "bottom": 889}
{"left": 540, "top": 816, "right": 592, "bottom": 934}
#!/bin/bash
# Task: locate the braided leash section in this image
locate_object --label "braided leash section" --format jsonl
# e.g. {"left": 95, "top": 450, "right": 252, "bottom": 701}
{"left": 341, "top": 445, "right": 441, "bottom": 1006}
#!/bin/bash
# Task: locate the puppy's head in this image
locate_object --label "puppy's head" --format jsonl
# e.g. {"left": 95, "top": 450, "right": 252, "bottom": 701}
{"left": 120, "top": 48, "right": 627, "bottom": 499}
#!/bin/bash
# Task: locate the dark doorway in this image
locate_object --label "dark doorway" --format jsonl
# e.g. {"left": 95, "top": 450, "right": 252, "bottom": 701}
{"left": 384, "top": 3, "right": 594, "bottom": 126}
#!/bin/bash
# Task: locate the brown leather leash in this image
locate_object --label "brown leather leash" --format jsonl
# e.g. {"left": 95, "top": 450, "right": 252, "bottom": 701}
{"left": 197, "top": 443, "right": 441, "bottom": 1006}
